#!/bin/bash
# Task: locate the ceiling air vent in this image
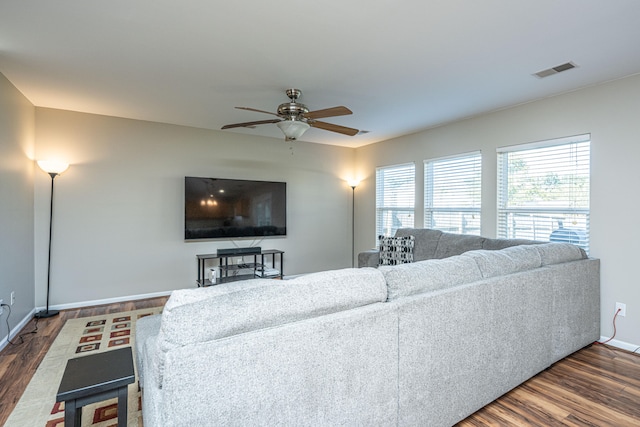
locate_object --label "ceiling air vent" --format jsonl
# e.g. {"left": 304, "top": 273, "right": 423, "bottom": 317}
{"left": 533, "top": 61, "right": 578, "bottom": 79}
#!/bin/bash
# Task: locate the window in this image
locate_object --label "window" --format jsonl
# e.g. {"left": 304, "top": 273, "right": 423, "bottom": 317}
{"left": 497, "top": 134, "right": 590, "bottom": 251}
{"left": 424, "top": 152, "right": 481, "bottom": 235}
{"left": 376, "top": 163, "right": 415, "bottom": 240}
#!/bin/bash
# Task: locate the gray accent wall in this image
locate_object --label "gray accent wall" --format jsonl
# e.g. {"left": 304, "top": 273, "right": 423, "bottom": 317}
{"left": 0, "top": 73, "right": 35, "bottom": 344}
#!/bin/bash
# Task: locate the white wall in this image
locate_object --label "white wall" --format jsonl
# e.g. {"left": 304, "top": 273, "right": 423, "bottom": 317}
{"left": 34, "top": 108, "right": 356, "bottom": 306}
{"left": 0, "top": 72, "right": 35, "bottom": 340}
{"left": 355, "top": 74, "right": 640, "bottom": 349}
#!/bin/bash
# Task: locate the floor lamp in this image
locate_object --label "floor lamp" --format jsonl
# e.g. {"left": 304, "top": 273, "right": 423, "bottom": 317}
{"left": 348, "top": 181, "right": 359, "bottom": 268}
{"left": 35, "top": 160, "right": 69, "bottom": 319}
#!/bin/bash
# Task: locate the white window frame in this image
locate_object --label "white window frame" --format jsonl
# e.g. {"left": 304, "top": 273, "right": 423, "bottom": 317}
{"left": 375, "top": 163, "right": 415, "bottom": 241}
{"left": 497, "top": 134, "right": 590, "bottom": 252}
{"left": 424, "top": 151, "right": 482, "bottom": 235}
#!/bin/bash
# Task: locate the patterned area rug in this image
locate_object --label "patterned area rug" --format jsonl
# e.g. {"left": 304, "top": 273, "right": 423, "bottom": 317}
{"left": 5, "top": 307, "right": 162, "bottom": 427}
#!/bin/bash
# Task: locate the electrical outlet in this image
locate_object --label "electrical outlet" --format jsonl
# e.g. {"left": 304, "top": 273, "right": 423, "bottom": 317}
{"left": 234, "top": 257, "right": 243, "bottom": 265}
{"left": 615, "top": 302, "right": 626, "bottom": 317}
{"left": 11, "top": 291, "right": 15, "bottom": 305}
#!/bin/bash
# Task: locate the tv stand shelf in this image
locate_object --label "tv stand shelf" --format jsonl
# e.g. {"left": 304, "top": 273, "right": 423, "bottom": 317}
{"left": 196, "top": 249, "right": 284, "bottom": 287}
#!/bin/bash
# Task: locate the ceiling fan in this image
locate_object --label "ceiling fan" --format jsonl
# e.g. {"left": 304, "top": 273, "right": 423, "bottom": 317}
{"left": 221, "top": 89, "right": 359, "bottom": 141}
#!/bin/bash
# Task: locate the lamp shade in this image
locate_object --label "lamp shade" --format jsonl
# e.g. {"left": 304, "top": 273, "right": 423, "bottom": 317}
{"left": 277, "top": 120, "right": 310, "bottom": 141}
{"left": 37, "top": 160, "right": 69, "bottom": 175}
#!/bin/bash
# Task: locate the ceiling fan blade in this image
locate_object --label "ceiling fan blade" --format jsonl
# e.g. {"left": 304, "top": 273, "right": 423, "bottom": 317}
{"left": 304, "top": 106, "right": 353, "bottom": 120}
{"left": 221, "top": 119, "right": 281, "bottom": 130}
{"left": 236, "top": 107, "right": 280, "bottom": 117}
{"left": 309, "top": 120, "right": 359, "bottom": 136}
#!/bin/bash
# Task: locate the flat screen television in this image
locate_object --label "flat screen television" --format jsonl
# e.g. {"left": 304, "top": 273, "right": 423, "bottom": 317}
{"left": 184, "top": 177, "right": 287, "bottom": 240}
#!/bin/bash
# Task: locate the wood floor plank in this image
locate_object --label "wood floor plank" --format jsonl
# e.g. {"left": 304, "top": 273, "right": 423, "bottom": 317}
{"left": 569, "top": 350, "right": 640, "bottom": 389}
{"left": 505, "top": 387, "right": 572, "bottom": 423}
{"left": 521, "top": 374, "right": 640, "bottom": 426}
{"left": 458, "top": 345, "right": 640, "bottom": 426}
{"left": 486, "top": 400, "right": 551, "bottom": 426}
{"left": 2, "top": 297, "right": 640, "bottom": 427}
{"left": 545, "top": 365, "right": 634, "bottom": 415}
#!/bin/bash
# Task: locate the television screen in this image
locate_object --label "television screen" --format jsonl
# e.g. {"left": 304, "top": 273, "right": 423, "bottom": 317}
{"left": 184, "top": 177, "right": 287, "bottom": 240}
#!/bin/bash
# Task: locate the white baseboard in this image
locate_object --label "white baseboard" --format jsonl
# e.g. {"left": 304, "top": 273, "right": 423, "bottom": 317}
{"left": 39, "top": 290, "right": 173, "bottom": 312}
{"left": 0, "top": 307, "right": 37, "bottom": 353}
{"left": 598, "top": 336, "right": 640, "bottom": 353}
{"left": 1, "top": 290, "right": 172, "bottom": 353}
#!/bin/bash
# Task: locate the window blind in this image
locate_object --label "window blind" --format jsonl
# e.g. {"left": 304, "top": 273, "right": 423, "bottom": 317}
{"left": 376, "top": 163, "right": 415, "bottom": 240}
{"left": 424, "top": 152, "right": 481, "bottom": 235}
{"left": 497, "top": 134, "right": 590, "bottom": 252}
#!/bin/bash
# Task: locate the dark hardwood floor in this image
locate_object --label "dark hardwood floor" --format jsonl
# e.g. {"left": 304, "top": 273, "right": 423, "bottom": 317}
{"left": 458, "top": 344, "right": 640, "bottom": 426}
{"left": 1, "top": 297, "right": 639, "bottom": 426}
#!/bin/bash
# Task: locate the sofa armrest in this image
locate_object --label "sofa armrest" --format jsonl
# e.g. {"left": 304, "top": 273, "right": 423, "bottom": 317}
{"left": 358, "top": 249, "right": 379, "bottom": 268}
{"left": 142, "top": 334, "right": 162, "bottom": 390}
{"left": 140, "top": 335, "right": 164, "bottom": 427}
{"left": 135, "top": 314, "right": 162, "bottom": 388}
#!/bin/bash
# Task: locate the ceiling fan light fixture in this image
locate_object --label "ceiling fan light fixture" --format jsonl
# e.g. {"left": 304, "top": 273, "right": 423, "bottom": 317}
{"left": 277, "top": 120, "right": 310, "bottom": 141}
{"left": 223, "top": 88, "right": 359, "bottom": 140}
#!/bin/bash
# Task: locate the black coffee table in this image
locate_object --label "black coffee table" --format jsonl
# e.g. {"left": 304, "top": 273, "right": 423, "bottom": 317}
{"left": 56, "top": 347, "right": 135, "bottom": 427}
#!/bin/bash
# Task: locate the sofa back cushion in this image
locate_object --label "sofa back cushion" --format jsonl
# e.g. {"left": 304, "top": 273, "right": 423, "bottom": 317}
{"left": 394, "top": 228, "right": 442, "bottom": 261}
{"left": 461, "top": 245, "right": 543, "bottom": 279}
{"left": 432, "top": 233, "right": 486, "bottom": 259}
{"left": 535, "top": 242, "right": 587, "bottom": 265}
{"left": 164, "top": 278, "right": 274, "bottom": 311}
{"left": 392, "top": 228, "right": 542, "bottom": 262}
{"left": 154, "top": 267, "right": 387, "bottom": 385}
{"left": 482, "top": 238, "right": 540, "bottom": 250}
{"left": 381, "top": 255, "right": 483, "bottom": 300}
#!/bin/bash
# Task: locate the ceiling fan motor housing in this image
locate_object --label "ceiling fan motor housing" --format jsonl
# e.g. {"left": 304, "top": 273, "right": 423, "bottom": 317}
{"left": 277, "top": 102, "right": 309, "bottom": 119}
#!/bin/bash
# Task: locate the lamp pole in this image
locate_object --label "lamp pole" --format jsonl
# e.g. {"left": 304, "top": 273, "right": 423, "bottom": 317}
{"left": 35, "top": 172, "right": 60, "bottom": 318}
{"left": 35, "top": 160, "right": 69, "bottom": 319}
{"left": 350, "top": 183, "right": 357, "bottom": 268}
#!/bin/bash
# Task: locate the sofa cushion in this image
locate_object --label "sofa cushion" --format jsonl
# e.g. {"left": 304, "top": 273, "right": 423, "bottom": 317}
{"left": 482, "top": 238, "right": 539, "bottom": 250}
{"left": 164, "top": 278, "right": 273, "bottom": 311}
{"left": 461, "top": 245, "right": 542, "bottom": 279}
{"left": 284, "top": 267, "right": 386, "bottom": 290}
{"left": 535, "top": 242, "right": 587, "bottom": 265}
{"left": 380, "top": 255, "right": 483, "bottom": 300}
{"left": 154, "top": 267, "right": 387, "bottom": 385}
{"left": 395, "top": 228, "right": 442, "bottom": 261}
{"left": 379, "top": 235, "right": 415, "bottom": 265}
{"left": 433, "top": 232, "right": 485, "bottom": 259}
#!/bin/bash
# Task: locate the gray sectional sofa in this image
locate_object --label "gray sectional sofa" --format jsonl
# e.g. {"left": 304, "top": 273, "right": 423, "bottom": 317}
{"left": 358, "top": 227, "right": 541, "bottom": 267}
{"left": 136, "top": 229, "right": 600, "bottom": 426}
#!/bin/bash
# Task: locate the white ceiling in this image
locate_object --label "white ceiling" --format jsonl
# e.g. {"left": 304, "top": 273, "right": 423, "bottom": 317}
{"left": 2, "top": 1, "right": 640, "bottom": 148}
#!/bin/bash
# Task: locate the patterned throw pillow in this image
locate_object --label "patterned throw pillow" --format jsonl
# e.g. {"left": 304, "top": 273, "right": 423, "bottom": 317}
{"left": 378, "top": 235, "right": 415, "bottom": 265}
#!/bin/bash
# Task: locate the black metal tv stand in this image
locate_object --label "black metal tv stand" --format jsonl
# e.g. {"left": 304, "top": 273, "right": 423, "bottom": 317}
{"left": 196, "top": 249, "right": 284, "bottom": 286}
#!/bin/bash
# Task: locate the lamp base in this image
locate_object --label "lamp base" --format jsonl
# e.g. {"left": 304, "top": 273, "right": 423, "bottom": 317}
{"left": 34, "top": 309, "right": 59, "bottom": 319}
